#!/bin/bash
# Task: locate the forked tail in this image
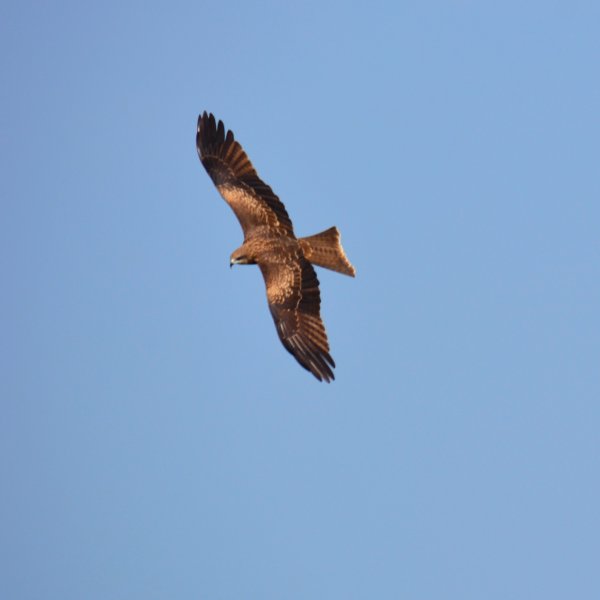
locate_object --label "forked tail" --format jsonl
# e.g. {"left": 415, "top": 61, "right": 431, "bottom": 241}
{"left": 299, "top": 227, "right": 356, "bottom": 277}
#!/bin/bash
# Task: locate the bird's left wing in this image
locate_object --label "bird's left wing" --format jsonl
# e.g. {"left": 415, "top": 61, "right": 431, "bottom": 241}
{"left": 196, "top": 112, "right": 294, "bottom": 238}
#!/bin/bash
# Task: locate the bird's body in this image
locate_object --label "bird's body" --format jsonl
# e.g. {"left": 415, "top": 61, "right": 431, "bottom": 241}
{"left": 196, "top": 112, "right": 355, "bottom": 382}
{"left": 231, "top": 226, "right": 297, "bottom": 269}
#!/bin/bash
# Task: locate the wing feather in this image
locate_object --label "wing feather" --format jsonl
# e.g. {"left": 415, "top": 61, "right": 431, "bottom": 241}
{"left": 260, "top": 254, "right": 335, "bottom": 382}
{"left": 196, "top": 112, "right": 294, "bottom": 237}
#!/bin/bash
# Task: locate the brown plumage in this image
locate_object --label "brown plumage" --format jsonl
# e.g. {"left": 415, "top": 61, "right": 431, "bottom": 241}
{"left": 196, "top": 112, "right": 355, "bottom": 382}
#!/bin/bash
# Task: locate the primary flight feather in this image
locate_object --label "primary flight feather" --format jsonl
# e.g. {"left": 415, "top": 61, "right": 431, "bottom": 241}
{"left": 196, "top": 112, "right": 355, "bottom": 382}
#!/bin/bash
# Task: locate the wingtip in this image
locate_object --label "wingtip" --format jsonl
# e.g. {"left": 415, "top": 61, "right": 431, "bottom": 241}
{"left": 309, "top": 350, "right": 336, "bottom": 383}
{"left": 197, "top": 110, "right": 208, "bottom": 130}
{"left": 320, "top": 371, "right": 335, "bottom": 383}
{"left": 197, "top": 111, "right": 216, "bottom": 131}
{"left": 283, "top": 332, "right": 336, "bottom": 383}
{"left": 308, "top": 365, "right": 335, "bottom": 383}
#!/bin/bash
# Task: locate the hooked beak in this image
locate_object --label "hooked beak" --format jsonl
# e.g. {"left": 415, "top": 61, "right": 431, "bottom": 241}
{"left": 230, "top": 257, "right": 246, "bottom": 268}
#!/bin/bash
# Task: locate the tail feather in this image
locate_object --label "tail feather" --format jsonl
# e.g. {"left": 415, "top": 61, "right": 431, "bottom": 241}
{"left": 299, "top": 227, "right": 356, "bottom": 277}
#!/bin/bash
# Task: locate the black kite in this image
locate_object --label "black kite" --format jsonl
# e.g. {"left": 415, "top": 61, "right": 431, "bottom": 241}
{"left": 196, "top": 112, "right": 355, "bottom": 382}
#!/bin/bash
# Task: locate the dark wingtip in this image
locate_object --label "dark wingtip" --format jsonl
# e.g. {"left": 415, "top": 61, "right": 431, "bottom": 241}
{"left": 282, "top": 333, "right": 336, "bottom": 383}
{"left": 197, "top": 112, "right": 234, "bottom": 159}
{"left": 197, "top": 111, "right": 210, "bottom": 132}
{"left": 316, "top": 368, "right": 335, "bottom": 383}
{"left": 318, "top": 369, "right": 335, "bottom": 383}
{"left": 318, "top": 357, "right": 335, "bottom": 383}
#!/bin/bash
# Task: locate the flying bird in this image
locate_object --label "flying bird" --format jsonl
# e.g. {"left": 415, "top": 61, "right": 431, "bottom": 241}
{"left": 196, "top": 112, "right": 355, "bottom": 382}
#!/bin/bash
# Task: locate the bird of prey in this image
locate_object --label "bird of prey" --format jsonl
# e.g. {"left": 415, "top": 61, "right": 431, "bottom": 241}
{"left": 196, "top": 112, "right": 355, "bottom": 382}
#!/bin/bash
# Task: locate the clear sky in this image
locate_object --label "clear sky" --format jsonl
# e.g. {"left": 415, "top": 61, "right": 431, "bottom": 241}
{"left": 2, "top": 1, "right": 599, "bottom": 598}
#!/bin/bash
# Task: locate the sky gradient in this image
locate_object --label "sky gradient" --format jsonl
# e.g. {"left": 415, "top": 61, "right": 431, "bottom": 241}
{"left": 2, "top": 1, "right": 600, "bottom": 598}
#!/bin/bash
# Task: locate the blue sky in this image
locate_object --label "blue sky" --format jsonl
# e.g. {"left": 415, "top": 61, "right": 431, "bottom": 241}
{"left": 2, "top": 1, "right": 599, "bottom": 598}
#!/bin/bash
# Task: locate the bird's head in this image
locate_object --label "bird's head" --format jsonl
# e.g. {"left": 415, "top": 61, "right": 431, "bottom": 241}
{"left": 230, "top": 247, "right": 255, "bottom": 268}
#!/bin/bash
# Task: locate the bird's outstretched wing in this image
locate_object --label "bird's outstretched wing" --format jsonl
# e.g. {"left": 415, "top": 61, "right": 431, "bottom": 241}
{"left": 260, "top": 252, "right": 335, "bottom": 382}
{"left": 196, "top": 112, "right": 294, "bottom": 237}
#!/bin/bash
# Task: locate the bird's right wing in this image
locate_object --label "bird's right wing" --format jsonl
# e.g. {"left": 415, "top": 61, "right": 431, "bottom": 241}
{"left": 196, "top": 112, "right": 294, "bottom": 238}
{"left": 260, "top": 252, "right": 335, "bottom": 382}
